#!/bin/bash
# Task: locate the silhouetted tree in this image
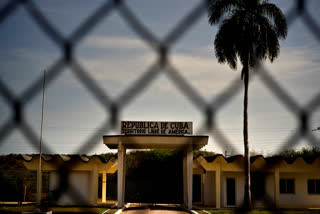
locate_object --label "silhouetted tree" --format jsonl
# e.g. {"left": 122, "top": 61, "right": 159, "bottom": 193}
{"left": 208, "top": 0, "right": 287, "bottom": 209}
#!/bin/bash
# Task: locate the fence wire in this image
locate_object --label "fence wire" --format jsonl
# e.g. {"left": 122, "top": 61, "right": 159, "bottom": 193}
{"left": 0, "top": 0, "right": 320, "bottom": 211}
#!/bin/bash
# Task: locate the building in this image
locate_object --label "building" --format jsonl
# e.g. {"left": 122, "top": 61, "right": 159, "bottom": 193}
{"left": 193, "top": 154, "right": 320, "bottom": 208}
{"left": 22, "top": 154, "right": 117, "bottom": 205}
{"left": 22, "top": 153, "right": 320, "bottom": 209}
{"left": 21, "top": 120, "right": 320, "bottom": 209}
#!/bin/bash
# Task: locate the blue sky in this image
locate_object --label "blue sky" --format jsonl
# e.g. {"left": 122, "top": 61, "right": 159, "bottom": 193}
{"left": 0, "top": 0, "right": 320, "bottom": 155}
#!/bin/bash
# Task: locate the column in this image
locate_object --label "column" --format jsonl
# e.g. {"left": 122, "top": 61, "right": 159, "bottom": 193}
{"left": 187, "top": 147, "right": 193, "bottom": 209}
{"left": 201, "top": 173, "right": 204, "bottom": 204}
{"left": 102, "top": 172, "right": 107, "bottom": 203}
{"left": 215, "top": 163, "right": 221, "bottom": 208}
{"left": 183, "top": 146, "right": 193, "bottom": 209}
{"left": 274, "top": 167, "right": 279, "bottom": 208}
{"left": 90, "top": 164, "right": 98, "bottom": 205}
{"left": 117, "top": 143, "right": 126, "bottom": 208}
{"left": 183, "top": 152, "right": 187, "bottom": 206}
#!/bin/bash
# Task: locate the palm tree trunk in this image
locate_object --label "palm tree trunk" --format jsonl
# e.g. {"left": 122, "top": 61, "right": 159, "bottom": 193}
{"left": 243, "top": 58, "right": 252, "bottom": 210}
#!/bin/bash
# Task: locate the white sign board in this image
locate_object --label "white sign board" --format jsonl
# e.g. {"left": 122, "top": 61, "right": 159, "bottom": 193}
{"left": 121, "top": 121, "right": 193, "bottom": 136}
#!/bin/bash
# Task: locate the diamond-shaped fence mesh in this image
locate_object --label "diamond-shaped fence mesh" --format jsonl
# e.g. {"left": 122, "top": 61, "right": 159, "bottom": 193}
{"left": 0, "top": 0, "right": 319, "bottom": 211}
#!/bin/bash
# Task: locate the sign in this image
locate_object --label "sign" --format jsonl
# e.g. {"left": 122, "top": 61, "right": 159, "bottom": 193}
{"left": 121, "top": 121, "right": 193, "bottom": 136}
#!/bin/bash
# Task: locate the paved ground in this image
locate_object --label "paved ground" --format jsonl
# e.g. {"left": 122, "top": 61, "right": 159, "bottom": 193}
{"left": 122, "top": 208, "right": 189, "bottom": 214}
{"left": 122, "top": 204, "right": 191, "bottom": 214}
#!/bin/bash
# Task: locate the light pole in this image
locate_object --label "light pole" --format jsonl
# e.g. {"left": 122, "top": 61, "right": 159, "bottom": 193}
{"left": 37, "top": 71, "right": 46, "bottom": 205}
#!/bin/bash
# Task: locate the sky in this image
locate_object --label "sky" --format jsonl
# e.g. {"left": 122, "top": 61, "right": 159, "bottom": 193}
{"left": 0, "top": 0, "right": 319, "bottom": 155}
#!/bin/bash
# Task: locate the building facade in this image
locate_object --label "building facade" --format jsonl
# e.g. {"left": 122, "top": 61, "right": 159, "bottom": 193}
{"left": 193, "top": 154, "right": 320, "bottom": 208}
{"left": 22, "top": 153, "right": 320, "bottom": 208}
{"left": 22, "top": 154, "right": 117, "bottom": 205}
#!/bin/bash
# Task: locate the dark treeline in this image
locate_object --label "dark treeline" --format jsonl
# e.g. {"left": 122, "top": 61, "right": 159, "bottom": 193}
{"left": 0, "top": 154, "right": 49, "bottom": 203}
{"left": 270, "top": 147, "right": 320, "bottom": 163}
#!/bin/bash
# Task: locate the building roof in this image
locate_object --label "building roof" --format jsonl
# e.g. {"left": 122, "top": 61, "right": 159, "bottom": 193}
{"left": 103, "top": 135, "right": 208, "bottom": 150}
{"left": 198, "top": 154, "right": 320, "bottom": 165}
{"left": 21, "top": 154, "right": 118, "bottom": 173}
{"left": 20, "top": 154, "right": 115, "bottom": 163}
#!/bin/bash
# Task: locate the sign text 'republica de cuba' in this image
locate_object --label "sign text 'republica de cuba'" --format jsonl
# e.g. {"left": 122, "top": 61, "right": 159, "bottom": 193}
{"left": 121, "top": 121, "right": 193, "bottom": 135}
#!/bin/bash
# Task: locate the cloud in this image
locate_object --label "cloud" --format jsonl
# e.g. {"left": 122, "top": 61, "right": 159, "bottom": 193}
{"left": 76, "top": 36, "right": 320, "bottom": 103}
{"left": 263, "top": 47, "right": 320, "bottom": 78}
{"left": 258, "top": 46, "right": 320, "bottom": 104}
{"left": 81, "top": 40, "right": 238, "bottom": 97}
{"left": 84, "top": 35, "right": 151, "bottom": 50}
{"left": 170, "top": 53, "right": 239, "bottom": 96}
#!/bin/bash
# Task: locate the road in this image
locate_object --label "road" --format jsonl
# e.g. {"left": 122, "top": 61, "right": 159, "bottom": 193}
{"left": 122, "top": 208, "right": 189, "bottom": 214}
{"left": 121, "top": 204, "right": 191, "bottom": 214}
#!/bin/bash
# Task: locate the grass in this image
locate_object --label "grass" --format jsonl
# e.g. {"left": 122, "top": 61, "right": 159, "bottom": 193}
{"left": 0, "top": 205, "right": 118, "bottom": 214}
{"left": 204, "top": 209, "right": 320, "bottom": 214}
{"left": 0, "top": 204, "right": 36, "bottom": 213}
{"left": 2, "top": 205, "right": 320, "bottom": 214}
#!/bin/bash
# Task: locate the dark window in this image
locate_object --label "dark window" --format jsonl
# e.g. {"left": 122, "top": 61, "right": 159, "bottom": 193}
{"left": 193, "top": 174, "right": 201, "bottom": 202}
{"left": 308, "top": 179, "right": 320, "bottom": 194}
{"left": 251, "top": 173, "right": 265, "bottom": 198}
{"left": 280, "top": 179, "right": 294, "bottom": 194}
{"left": 226, "top": 178, "right": 236, "bottom": 206}
{"left": 98, "top": 173, "right": 102, "bottom": 198}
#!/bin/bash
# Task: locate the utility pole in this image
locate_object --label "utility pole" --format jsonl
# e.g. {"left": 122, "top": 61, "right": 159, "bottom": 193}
{"left": 37, "top": 71, "right": 46, "bottom": 205}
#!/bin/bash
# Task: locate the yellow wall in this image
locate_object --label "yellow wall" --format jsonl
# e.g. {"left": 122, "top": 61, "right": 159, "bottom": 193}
{"left": 49, "top": 171, "right": 90, "bottom": 204}
{"left": 23, "top": 155, "right": 117, "bottom": 205}
{"left": 204, "top": 171, "right": 216, "bottom": 206}
{"left": 278, "top": 172, "right": 320, "bottom": 208}
{"left": 221, "top": 172, "right": 244, "bottom": 207}
{"left": 194, "top": 155, "right": 320, "bottom": 208}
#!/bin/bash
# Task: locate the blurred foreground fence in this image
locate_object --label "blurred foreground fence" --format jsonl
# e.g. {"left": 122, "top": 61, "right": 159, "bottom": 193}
{"left": 0, "top": 0, "right": 320, "bottom": 210}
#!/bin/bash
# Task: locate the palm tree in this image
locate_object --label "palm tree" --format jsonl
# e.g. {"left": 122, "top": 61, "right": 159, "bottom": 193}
{"left": 208, "top": 0, "right": 287, "bottom": 209}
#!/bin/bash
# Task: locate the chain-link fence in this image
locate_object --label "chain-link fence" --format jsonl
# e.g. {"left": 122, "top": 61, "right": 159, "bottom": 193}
{"left": 0, "top": 0, "right": 320, "bottom": 211}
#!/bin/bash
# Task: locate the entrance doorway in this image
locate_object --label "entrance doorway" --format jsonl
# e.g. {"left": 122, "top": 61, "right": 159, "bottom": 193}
{"left": 226, "top": 178, "right": 236, "bottom": 206}
{"left": 103, "top": 134, "right": 208, "bottom": 209}
{"left": 125, "top": 151, "right": 183, "bottom": 204}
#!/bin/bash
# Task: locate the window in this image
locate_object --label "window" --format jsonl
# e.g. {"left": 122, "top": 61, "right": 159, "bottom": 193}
{"left": 251, "top": 173, "right": 265, "bottom": 198}
{"left": 226, "top": 178, "right": 236, "bottom": 206}
{"left": 193, "top": 174, "right": 202, "bottom": 202}
{"left": 280, "top": 179, "right": 294, "bottom": 194}
{"left": 308, "top": 179, "right": 320, "bottom": 194}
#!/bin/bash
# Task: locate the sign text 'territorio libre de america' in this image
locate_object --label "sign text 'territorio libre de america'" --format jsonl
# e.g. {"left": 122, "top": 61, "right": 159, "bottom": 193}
{"left": 121, "top": 121, "right": 193, "bottom": 135}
